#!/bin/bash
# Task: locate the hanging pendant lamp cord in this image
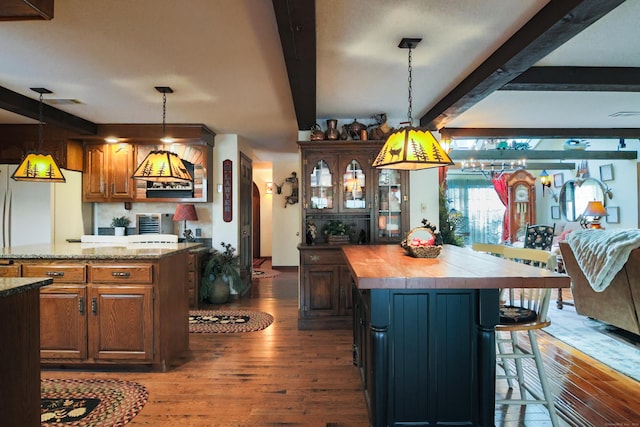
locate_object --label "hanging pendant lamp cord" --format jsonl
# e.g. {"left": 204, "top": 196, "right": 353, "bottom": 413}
{"left": 38, "top": 93, "right": 44, "bottom": 150}
{"left": 162, "top": 92, "right": 167, "bottom": 138}
{"left": 407, "top": 46, "right": 413, "bottom": 126}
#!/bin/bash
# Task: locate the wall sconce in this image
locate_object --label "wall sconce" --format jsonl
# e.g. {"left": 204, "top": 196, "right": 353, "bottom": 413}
{"left": 539, "top": 170, "right": 552, "bottom": 193}
{"left": 265, "top": 181, "right": 274, "bottom": 194}
{"left": 581, "top": 201, "right": 607, "bottom": 229}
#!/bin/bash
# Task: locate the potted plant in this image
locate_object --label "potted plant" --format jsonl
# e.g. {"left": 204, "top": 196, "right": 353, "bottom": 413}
{"left": 322, "top": 219, "right": 352, "bottom": 244}
{"left": 111, "top": 216, "right": 131, "bottom": 236}
{"left": 199, "top": 242, "right": 246, "bottom": 304}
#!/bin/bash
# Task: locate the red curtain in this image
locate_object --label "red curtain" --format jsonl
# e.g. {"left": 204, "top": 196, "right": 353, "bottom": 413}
{"left": 491, "top": 173, "right": 510, "bottom": 243}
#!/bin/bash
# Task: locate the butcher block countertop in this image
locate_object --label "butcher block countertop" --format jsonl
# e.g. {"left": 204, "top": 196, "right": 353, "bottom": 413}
{"left": 0, "top": 242, "right": 203, "bottom": 260}
{"left": 342, "top": 244, "right": 570, "bottom": 290}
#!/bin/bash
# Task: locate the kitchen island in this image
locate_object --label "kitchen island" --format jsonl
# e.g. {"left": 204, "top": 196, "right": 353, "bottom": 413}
{"left": 1, "top": 276, "right": 53, "bottom": 426}
{"left": 343, "top": 244, "right": 570, "bottom": 427}
{"left": 0, "top": 241, "right": 201, "bottom": 371}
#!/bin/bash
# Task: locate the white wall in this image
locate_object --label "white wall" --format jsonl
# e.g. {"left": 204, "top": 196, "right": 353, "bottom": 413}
{"left": 271, "top": 154, "right": 301, "bottom": 267}
{"left": 409, "top": 168, "right": 440, "bottom": 230}
{"left": 534, "top": 138, "right": 639, "bottom": 230}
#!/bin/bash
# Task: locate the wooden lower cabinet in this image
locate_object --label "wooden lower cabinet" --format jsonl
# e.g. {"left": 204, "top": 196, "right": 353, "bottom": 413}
{"left": 20, "top": 254, "right": 188, "bottom": 371}
{"left": 298, "top": 245, "right": 353, "bottom": 329}
{"left": 40, "top": 285, "right": 87, "bottom": 360}
{"left": 90, "top": 285, "right": 153, "bottom": 361}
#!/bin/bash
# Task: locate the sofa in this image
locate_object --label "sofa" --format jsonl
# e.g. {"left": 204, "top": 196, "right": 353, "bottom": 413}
{"left": 559, "top": 241, "right": 640, "bottom": 335}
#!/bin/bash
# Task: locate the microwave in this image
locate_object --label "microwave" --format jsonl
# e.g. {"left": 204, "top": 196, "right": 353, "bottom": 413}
{"left": 136, "top": 213, "right": 174, "bottom": 235}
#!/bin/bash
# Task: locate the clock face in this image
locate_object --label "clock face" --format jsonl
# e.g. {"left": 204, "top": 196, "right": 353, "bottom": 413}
{"left": 515, "top": 184, "right": 529, "bottom": 202}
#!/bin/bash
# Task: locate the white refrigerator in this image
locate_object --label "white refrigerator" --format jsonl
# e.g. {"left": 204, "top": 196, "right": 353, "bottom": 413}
{"left": 1, "top": 164, "right": 91, "bottom": 247}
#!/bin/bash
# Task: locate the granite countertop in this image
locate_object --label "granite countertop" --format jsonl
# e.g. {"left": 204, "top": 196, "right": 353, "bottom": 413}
{"left": 0, "top": 277, "right": 53, "bottom": 298}
{"left": 0, "top": 242, "right": 203, "bottom": 260}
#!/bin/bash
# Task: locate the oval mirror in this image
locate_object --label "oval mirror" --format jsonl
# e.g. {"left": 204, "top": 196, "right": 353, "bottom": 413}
{"left": 559, "top": 178, "right": 606, "bottom": 221}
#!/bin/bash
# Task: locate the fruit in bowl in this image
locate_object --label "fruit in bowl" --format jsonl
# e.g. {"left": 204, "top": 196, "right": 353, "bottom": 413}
{"left": 410, "top": 236, "right": 435, "bottom": 247}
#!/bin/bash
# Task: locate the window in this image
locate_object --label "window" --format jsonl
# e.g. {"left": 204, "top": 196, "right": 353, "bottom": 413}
{"left": 446, "top": 176, "right": 505, "bottom": 246}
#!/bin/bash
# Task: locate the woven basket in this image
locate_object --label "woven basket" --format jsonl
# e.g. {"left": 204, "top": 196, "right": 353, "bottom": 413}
{"left": 327, "top": 234, "right": 350, "bottom": 245}
{"left": 404, "top": 227, "right": 442, "bottom": 258}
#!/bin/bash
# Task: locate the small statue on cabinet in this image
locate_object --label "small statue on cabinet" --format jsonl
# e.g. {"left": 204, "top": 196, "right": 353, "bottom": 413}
{"left": 306, "top": 217, "right": 318, "bottom": 245}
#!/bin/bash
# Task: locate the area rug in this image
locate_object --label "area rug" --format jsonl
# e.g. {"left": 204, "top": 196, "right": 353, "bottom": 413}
{"left": 41, "top": 378, "right": 148, "bottom": 426}
{"left": 544, "top": 304, "right": 640, "bottom": 382}
{"left": 252, "top": 268, "right": 280, "bottom": 279}
{"left": 189, "top": 310, "right": 274, "bottom": 333}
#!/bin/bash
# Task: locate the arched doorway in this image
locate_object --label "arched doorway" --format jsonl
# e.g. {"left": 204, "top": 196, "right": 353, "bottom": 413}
{"left": 252, "top": 182, "right": 261, "bottom": 258}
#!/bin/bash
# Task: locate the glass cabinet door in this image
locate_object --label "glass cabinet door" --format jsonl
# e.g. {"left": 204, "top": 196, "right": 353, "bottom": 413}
{"left": 309, "top": 159, "right": 334, "bottom": 210}
{"left": 342, "top": 159, "right": 366, "bottom": 210}
{"left": 377, "top": 169, "right": 403, "bottom": 240}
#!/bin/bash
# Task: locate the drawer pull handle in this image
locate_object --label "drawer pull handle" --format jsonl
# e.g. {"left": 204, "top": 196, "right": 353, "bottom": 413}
{"left": 91, "top": 298, "right": 97, "bottom": 315}
{"left": 111, "top": 271, "right": 131, "bottom": 277}
{"left": 45, "top": 271, "right": 65, "bottom": 277}
{"left": 79, "top": 297, "right": 85, "bottom": 315}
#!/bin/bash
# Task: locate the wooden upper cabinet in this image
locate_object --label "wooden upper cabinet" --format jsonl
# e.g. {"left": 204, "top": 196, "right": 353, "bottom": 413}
{"left": 83, "top": 143, "right": 135, "bottom": 202}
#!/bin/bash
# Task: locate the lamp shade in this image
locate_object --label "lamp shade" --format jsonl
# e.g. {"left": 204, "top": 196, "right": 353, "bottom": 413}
{"left": 582, "top": 201, "right": 607, "bottom": 217}
{"left": 11, "top": 152, "right": 66, "bottom": 182}
{"left": 372, "top": 126, "right": 454, "bottom": 170}
{"left": 173, "top": 203, "right": 198, "bottom": 222}
{"left": 132, "top": 150, "right": 193, "bottom": 182}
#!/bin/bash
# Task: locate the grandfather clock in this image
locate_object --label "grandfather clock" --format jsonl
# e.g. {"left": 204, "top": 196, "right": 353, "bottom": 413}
{"left": 507, "top": 169, "right": 536, "bottom": 243}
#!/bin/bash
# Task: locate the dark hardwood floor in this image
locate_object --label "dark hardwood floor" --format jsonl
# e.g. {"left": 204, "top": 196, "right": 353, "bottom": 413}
{"left": 42, "top": 262, "right": 640, "bottom": 426}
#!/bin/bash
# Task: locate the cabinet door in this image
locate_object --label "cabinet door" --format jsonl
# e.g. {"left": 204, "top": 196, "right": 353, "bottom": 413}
{"left": 302, "top": 265, "right": 340, "bottom": 317}
{"left": 304, "top": 154, "right": 338, "bottom": 213}
{"left": 108, "top": 143, "right": 135, "bottom": 200}
{"left": 89, "top": 285, "right": 154, "bottom": 362}
{"left": 40, "top": 285, "right": 88, "bottom": 360}
{"left": 339, "top": 265, "right": 354, "bottom": 315}
{"left": 0, "top": 264, "right": 20, "bottom": 277}
{"left": 339, "top": 154, "right": 371, "bottom": 213}
{"left": 83, "top": 144, "right": 107, "bottom": 201}
{"left": 374, "top": 168, "right": 409, "bottom": 243}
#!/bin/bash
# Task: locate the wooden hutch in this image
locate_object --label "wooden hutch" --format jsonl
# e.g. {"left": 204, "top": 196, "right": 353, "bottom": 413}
{"left": 297, "top": 140, "right": 410, "bottom": 329}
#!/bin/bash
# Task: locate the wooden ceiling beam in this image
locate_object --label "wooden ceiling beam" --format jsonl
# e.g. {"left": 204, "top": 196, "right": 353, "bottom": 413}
{"left": 440, "top": 127, "right": 640, "bottom": 139}
{"left": 272, "top": 0, "right": 316, "bottom": 131}
{"left": 420, "top": 0, "right": 626, "bottom": 131}
{"left": 0, "top": 85, "right": 96, "bottom": 135}
{"left": 501, "top": 66, "right": 640, "bottom": 92}
{"left": 0, "top": 0, "right": 53, "bottom": 21}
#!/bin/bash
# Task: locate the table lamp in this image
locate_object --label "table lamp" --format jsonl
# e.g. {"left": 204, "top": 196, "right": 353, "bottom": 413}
{"left": 173, "top": 203, "right": 198, "bottom": 241}
{"left": 582, "top": 201, "right": 607, "bottom": 229}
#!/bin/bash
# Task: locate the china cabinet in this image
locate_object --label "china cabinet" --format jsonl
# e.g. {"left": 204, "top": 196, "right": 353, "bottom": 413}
{"left": 507, "top": 169, "right": 536, "bottom": 243}
{"left": 298, "top": 140, "right": 409, "bottom": 329}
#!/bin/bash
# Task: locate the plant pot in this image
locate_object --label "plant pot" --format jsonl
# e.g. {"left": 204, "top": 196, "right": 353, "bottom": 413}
{"left": 206, "top": 275, "right": 230, "bottom": 304}
{"left": 114, "top": 227, "right": 126, "bottom": 236}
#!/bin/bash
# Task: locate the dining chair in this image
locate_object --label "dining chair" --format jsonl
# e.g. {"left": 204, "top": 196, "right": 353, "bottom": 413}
{"left": 495, "top": 246, "right": 558, "bottom": 427}
{"left": 471, "top": 242, "right": 505, "bottom": 257}
{"left": 523, "top": 223, "right": 555, "bottom": 251}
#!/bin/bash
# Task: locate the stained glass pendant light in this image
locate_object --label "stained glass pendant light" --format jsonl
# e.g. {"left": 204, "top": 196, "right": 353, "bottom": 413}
{"left": 11, "top": 88, "right": 66, "bottom": 182}
{"left": 372, "top": 38, "right": 454, "bottom": 170}
{"left": 132, "top": 86, "right": 193, "bottom": 182}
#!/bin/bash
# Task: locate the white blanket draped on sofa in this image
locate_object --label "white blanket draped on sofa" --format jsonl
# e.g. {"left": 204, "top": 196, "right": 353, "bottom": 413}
{"left": 567, "top": 229, "right": 640, "bottom": 292}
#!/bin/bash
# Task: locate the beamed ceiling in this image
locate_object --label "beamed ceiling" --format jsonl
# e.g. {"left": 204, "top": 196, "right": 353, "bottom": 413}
{"left": 0, "top": 0, "right": 639, "bottom": 160}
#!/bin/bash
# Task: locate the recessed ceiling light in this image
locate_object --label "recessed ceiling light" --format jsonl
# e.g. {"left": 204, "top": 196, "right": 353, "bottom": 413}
{"left": 609, "top": 111, "right": 640, "bottom": 117}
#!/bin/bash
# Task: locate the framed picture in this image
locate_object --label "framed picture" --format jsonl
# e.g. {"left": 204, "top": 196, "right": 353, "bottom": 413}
{"left": 606, "top": 206, "right": 619, "bottom": 223}
{"left": 599, "top": 163, "right": 614, "bottom": 182}
{"left": 553, "top": 173, "right": 564, "bottom": 188}
{"left": 551, "top": 205, "right": 561, "bottom": 220}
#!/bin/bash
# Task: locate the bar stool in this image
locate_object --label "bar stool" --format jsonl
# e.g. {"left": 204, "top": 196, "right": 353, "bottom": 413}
{"left": 496, "top": 246, "right": 559, "bottom": 426}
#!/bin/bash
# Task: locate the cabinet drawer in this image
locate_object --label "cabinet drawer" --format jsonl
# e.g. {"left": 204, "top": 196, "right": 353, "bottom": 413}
{"left": 0, "top": 264, "right": 21, "bottom": 277}
{"left": 303, "top": 251, "right": 345, "bottom": 265}
{"left": 23, "top": 264, "right": 86, "bottom": 283}
{"left": 90, "top": 264, "right": 153, "bottom": 283}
